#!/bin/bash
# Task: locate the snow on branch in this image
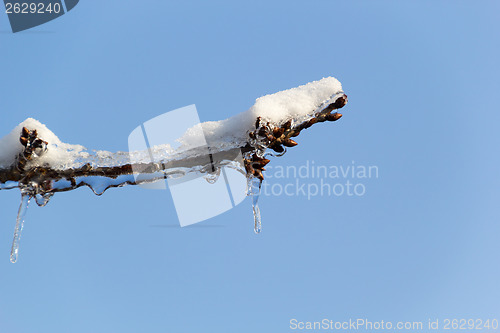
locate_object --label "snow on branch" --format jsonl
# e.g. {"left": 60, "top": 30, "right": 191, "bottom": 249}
{"left": 0, "top": 77, "right": 348, "bottom": 262}
{"left": 0, "top": 77, "right": 347, "bottom": 191}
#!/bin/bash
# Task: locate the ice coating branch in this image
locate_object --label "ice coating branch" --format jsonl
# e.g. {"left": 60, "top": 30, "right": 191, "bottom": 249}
{"left": 0, "top": 77, "right": 348, "bottom": 262}
{"left": 0, "top": 77, "right": 347, "bottom": 194}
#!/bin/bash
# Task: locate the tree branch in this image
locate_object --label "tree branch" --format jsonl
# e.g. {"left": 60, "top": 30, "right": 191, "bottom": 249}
{"left": 0, "top": 94, "right": 347, "bottom": 197}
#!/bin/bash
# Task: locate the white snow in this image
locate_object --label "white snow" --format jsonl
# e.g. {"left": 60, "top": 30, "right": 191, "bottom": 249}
{"left": 181, "top": 77, "right": 344, "bottom": 150}
{"left": 0, "top": 118, "right": 86, "bottom": 170}
{"left": 0, "top": 77, "right": 344, "bottom": 170}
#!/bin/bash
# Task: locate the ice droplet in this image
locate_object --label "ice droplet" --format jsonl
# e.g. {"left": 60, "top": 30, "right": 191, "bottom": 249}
{"left": 35, "top": 192, "right": 53, "bottom": 207}
{"left": 10, "top": 191, "right": 32, "bottom": 263}
{"left": 247, "top": 176, "right": 262, "bottom": 234}
{"left": 204, "top": 168, "right": 221, "bottom": 184}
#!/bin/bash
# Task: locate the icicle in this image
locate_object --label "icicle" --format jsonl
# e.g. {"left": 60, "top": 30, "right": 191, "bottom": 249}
{"left": 252, "top": 194, "right": 262, "bottom": 234}
{"left": 247, "top": 176, "right": 262, "bottom": 234}
{"left": 10, "top": 191, "right": 32, "bottom": 263}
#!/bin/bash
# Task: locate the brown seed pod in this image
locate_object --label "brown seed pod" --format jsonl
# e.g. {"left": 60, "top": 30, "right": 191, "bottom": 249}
{"left": 17, "top": 158, "right": 26, "bottom": 171}
{"left": 20, "top": 136, "right": 28, "bottom": 147}
{"left": 303, "top": 118, "right": 318, "bottom": 129}
{"left": 283, "top": 119, "right": 292, "bottom": 130}
{"left": 270, "top": 144, "right": 284, "bottom": 153}
{"left": 255, "top": 117, "right": 262, "bottom": 129}
{"left": 325, "top": 113, "right": 342, "bottom": 121}
{"left": 21, "top": 127, "right": 29, "bottom": 138}
{"left": 291, "top": 130, "right": 300, "bottom": 137}
{"left": 332, "top": 94, "right": 348, "bottom": 109}
{"left": 82, "top": 163, "right": 93, "bottom": 172}
{"left": 258, "top": 127, "right": 268, "bottom": 137}
{"left": 283, "top": 139, "right": 298, "bottom": 147}
{"left": 244, "top": 159, "right": 254, "bottom": 174}
{"left": 273, "top": 127, "right": 284, "bottom": 137}
{"left": 251, "top": 158, "right": 270, "bottom": 169}
{"left": 259, "top": 158, "right": 271, "bottom": 166}
{"left": 323, "top": 103, "right": 337, "bottom": 113}
{"left": 253, "top": 169, "right": 264, "bottom": 181}
{"left": 251, "top": 154, "right": 262, "bottom": 162}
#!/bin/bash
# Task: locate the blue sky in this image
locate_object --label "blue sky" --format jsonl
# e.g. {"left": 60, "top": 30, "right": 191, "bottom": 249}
{"left": 1, "top": 1, "right": 500, "bottom": 332}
